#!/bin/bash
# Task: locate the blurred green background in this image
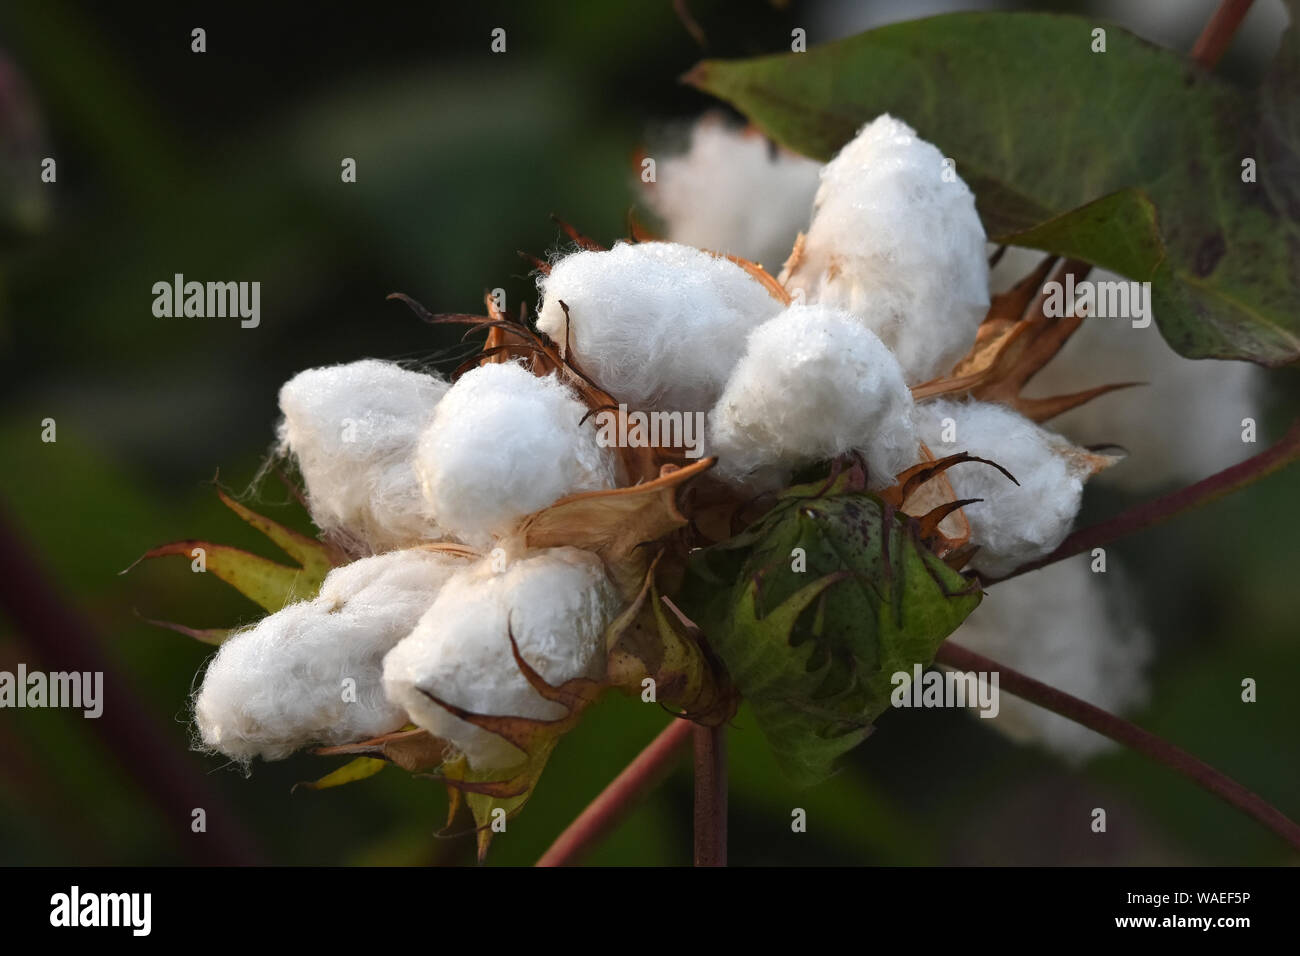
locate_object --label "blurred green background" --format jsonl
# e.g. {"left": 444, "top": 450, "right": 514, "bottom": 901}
{"left": 0, "top": 0, "right": 1296, "bottom": 866}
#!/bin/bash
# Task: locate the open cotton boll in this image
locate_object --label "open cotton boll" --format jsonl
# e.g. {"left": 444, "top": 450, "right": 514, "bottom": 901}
{"left": 536, "top": 241, "right": 784, "bottom": 412}
{"left": 646, "top": 119, "right": 821, "bottom": 273}
{"left": 990, "top": 247, "right": 1261, "bottom": 492}
{"left": 782, "top": 114, "right": 989, "bottom": 385}
{"left": 382, "top": 547, "right": 618, "bottom": 771}
{"left": 709, "top": 303, "right": 916, "bottom": 490}
{"left": 915, "top": 399, "right": 1095, "bottom": 578}
{"left": 278, "top": 359, "right": 449, "bottom": 554}
{"left": 194, "top": 548, "right": 468, "bottom": 763}
{"left": 414, "top": 362, "right": 617, "bottom": 547}
{"left": 944, "top": 557, "right": 1151, "bottom": 762}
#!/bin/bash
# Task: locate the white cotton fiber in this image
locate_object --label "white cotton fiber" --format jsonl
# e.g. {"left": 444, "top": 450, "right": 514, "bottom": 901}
{"left": 708, "top": 303, "right": 916, "bottom": 489}
{"left": 782, "top": 114, "right": 989, "bottom": 384}
{"left": 915, "top": 399, "right": 1090, "bottom": 578}
{"left": 382, "top": 547, "right": 619, "bottom": 771}
{"left": 536, "top": 241, "right": 784, "bottom": 412}
{"left": 945, "top": 556, "right": 1151, "bottom": 762}
{"left": 990, "top": 248, "right": 1261, "bottom": 492}
{"left": 413, "top": 362, "right": 618, "bottom": 547}
{"left": 646, "top": 119, "right": 822, "bottom": 272}
{"left": 278, "top": 359, "right": 449, "bottom": 554}
{"left": 194, "top": 548, "right": 469, "bottom": 763}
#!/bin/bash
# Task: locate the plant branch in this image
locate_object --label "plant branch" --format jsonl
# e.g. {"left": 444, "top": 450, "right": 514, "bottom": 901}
{"left": 1190, "top": 0, "right": 1255, "bottom": 69}
{"left": 988, "top": 417, "right": 1300, "bottom": 584}
{"left": 536, "top": 719, "right": 692, "bottom": 867}
{"left": 693, "top": 723, "right": 728, "bottom": 866}
{"left": 935, "top": 641, "right": 1300, "bottom": 851}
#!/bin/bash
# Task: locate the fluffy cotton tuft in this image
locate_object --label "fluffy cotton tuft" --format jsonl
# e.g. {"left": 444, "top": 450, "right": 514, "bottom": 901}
{"left": 194, "top": 548, "right": 468, "bottom": 763}
{"left": 645, "top": 119, "right": 821, "bottom": 272}
{"left": 413, "top": 362, "right": 617, "bottom": 547}
{"left": 915, "top": 399, "right": 1091, "bottom": 578}
{"left": 990, "top": 248, "right": 1261, "bottom": 492}
{"left": 382, "top": 547, "right": 619, "bottom": 771}
{"left": 536, "top": 241, "right": 784, "bottom": 412}
{"left": 278, "top": 359, "right": 449, "bottom": 553}
{"left": 945, "top": 557, "right": 1151, "bottom": 762}
{"left": 708, "top": 303, "right": 916, "bottom": 489}
{"left": 782, "top": 114, "right": 989, "bottom": 384}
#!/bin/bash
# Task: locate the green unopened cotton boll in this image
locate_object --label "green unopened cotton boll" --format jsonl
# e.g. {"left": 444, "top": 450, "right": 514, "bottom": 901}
{"left": 944, "top": 557, "right": 1150, "bottom": 762}
{"left": 277, "top": 359, "right": 449, "bottom": 554}
{"left": 536, "top": 241, "right": 784, "bottom": 412}
{"left": 708, "top": 303, "right": 916, "bottom": 490}
{"left": 413, "top": 362, "right": 618, "bottom": 547}
{"left": 382, "top": 547, "right": 619, "bottom": 771}
{"left": 783, "top": 114, "right": 989, "bottom": 385}
{"left": 194, "top": 548, "right": 469, "bottom": 764}
{"left": 915, "top": 399, "right": 1092, "bottom": 578}
{"left": 646, "top": 119, "right": 821, "bottom": 273}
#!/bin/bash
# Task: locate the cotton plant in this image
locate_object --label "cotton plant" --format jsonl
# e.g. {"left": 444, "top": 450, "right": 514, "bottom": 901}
{"left": 139, "top": 99, "right": 1291, "bottom": 858}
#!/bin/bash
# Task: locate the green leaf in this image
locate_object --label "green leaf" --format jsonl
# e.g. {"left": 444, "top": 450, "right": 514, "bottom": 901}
{"left": 133, "top": 491, "right": 335, "bottom": 623}
{"left": 217, "top": 489, "right": 334, "bottom": 584}
{"left": 138, "top": 540, "right": 321, "bottom": 613}
{"left": 296, "top": 756, "right": 387, "bottom": 791}
{"left": 686, "top": 11, "right": 1300, "bottom": 366}
{"left": 680, "top": 479, "right": 981, "bottom": 786}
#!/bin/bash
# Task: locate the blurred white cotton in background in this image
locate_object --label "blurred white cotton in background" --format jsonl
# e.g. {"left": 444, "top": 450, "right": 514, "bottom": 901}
{"left": 990, "top": 247, "right": 1262, "bottom": 491}
{"left": 645, "top": 118, "right": 821, "bottom": 272}
{"left": 944, "top": 557, "right": 1152, "bottom": 762}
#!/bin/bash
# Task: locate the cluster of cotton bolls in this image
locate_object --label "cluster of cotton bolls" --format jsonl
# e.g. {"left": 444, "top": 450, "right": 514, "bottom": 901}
{"left": 197, "top": 357, "right": 624, "bottom": 772}
{"left": 639, "top": 113, "right": 1165, "bottom": 760}
{"left": 196, "top": 111, "right": 1171, "bottom": 772}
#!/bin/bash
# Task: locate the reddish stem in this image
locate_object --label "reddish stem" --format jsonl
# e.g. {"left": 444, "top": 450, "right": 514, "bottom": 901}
{"left": 989, "top": 418, "right": 1300, "bottom": 584}
{"left": 936, "top": 641, "right": 1300, "bottom": 851}
{"left": 1190, "top": 0, "right": 1256, "bottom": 69}
{"left": 536, "top": 719, "right": 692, "bottom": 867}
{"left": 693, "top": 723, "right": 728, "bottom": 866}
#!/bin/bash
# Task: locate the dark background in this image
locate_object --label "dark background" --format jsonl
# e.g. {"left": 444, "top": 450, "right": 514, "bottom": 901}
{"left": 0, "top": 0, "right": 1296, "bottom": 865}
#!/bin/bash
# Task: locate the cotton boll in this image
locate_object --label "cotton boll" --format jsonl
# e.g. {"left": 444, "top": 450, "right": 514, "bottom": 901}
{"left": 646, "top": 119, "right": 821, "bottom": 272}
{"left": 383, "top": 547, "right": 619, "bottom": 771}
{"left": 414, "top": 362, "right": 618, "bottom": 547}
{"left": 278, "top": 359, "right": 449, "bottom": 553}
{"left": 915, "top": 399, "right": 1092, "bottom": 578}
{"left": 945, "top": 556, "right": 1151, "bottom": 762}
{"left": 194, "top": 548, "right": 468, "bottom": 763}
{"left": 709, "top": 303, "right": 916, "bottom": 489}
{"left": 991, "top": 247, "right": 1261, "bottom": 492}
{"left": 536, "top": 241, "right": 784, "bottom": 412}
{"left": 783, "top": 114, "right": 989, "bottom": 384}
